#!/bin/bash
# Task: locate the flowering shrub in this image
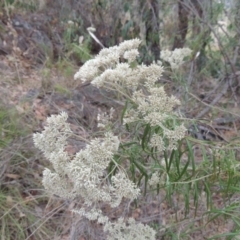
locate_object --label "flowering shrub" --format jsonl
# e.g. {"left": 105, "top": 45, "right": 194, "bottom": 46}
{"left": 34, "top": 39, "right": 192, "bottom": 239}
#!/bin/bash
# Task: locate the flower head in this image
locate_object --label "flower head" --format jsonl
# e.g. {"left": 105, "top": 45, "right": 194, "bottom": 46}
{"left": 161, "top": 48, "right": 192, "bottom": 69}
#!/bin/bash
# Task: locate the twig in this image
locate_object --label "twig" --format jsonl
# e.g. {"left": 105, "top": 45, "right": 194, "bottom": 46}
{"left": 188, "top": 91, "right": 240, "bottom": 119}
{"left": 196, "top": 80, "right": 229, "bottom": 119}
{"left": 87, "top": 27, "right": 105, "bottom": 49}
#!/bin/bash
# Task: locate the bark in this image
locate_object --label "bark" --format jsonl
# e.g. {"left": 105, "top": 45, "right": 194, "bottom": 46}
{"left": 172, "top": 0, "right": 189, "bottom": 49}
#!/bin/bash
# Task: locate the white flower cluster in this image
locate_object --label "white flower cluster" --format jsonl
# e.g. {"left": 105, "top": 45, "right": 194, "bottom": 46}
{"left": 104, "top": 217, "right": 156, "bottom": 240}
{"left": 74, "top": 39, "right": 165, "bottom": 92}
{"left": 127, "top": 86, "right": 181, "bottom": 126}
{"left": 33, "top": 112, "right": 72, "bottom": 175}
{"left": 97, "top": 107, "right": 115, "bottom": 129}
{"left": 74, "top": 39, "right": 141, "bottom": 87}
{"left": 161, "top": 48, "right": 192, "bottom": 69}
{"left": 33, "top": 113, "right": 139, "bottom": 205}
{"left": 149, "top": 134, "right": 165, "bottom": 152}
{"left": 148, "top": 170, "right": 167, "bottom": 188}
{"left": 124, "top": 83, "right": 186, "bottom": 151}
{"left": 73, "top": 208, "right": 156, "bottom": 240}
{"left": 148, "top": 172, "right": 161, "bottom": 186}
{"left": 33, "top": 112, "right": 151, "bottom": 238}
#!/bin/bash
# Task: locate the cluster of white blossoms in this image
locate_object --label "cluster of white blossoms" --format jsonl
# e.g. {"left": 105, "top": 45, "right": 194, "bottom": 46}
{"left": 149, "top": 134, "right": 165, "bottom": 152}
{"left": 126, "top": 86, "right": 181, "bottom": 126}
{"left": 97, "top": 107, "right": 115, "bottom": 129}
{"left": 104, "top": 217, "right": 156, "bottom": 240}
{"left": 33, "top": 112, "right": 72, "bottom": 175}
{"left": 74, "top": 39, "right": 141, "bottom": 84}
{"left": 33, "top": 113, "right": 140, "bottom": 205}
{"left": 74, "top": 38, "right": 164, "bottom": 92}
{"left": 33, "top": 112, "right": 153, "bottom": 239}
{"left": 124, "top": 84, "right": 186, "bottom": 151}
{"left": 161, "top": 48, "right": 192, "bottom": 69}
{"left": 148, "top": 172, "right": 161, "bottom": 186}
{"left": 73, "top": 208, "right": 156, "bottom": 240}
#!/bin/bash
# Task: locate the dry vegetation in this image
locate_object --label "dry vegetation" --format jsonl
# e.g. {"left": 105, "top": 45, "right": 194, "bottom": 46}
{"left": 1, "top": 0, "right": 240, "bottom": 239}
